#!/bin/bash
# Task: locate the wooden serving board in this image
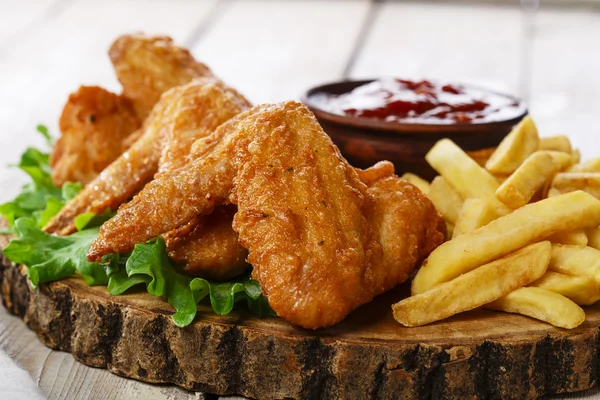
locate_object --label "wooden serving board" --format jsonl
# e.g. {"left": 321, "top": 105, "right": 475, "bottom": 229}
{"left": 1, "top": 231, "right": 600, "bottom": 400}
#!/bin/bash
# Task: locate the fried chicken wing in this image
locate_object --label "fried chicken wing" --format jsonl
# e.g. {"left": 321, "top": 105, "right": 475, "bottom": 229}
{"left": 44, "top": 78, "right": 248, "bottom": 235}
{"left": 362, "top": 175, "right": 446, "bottom": 292}
{"left": 165, "top": 206, "right": 249, "bottom": 281}
{"left": 50, "top": 34, "right": 211, "bottom": 187}
{"left": 88, "top": 101, "right": 445, "bottom": 329}
{"left": 87, "top": 130, "right": 237, "bottom": 258}
{"left": 44, "top": 104, "right": 163, "bottom": 236}
{"left": 231, "top": 105, "right": 444, "bottom": 328}
{"left": 110, "top": 33, "right": 213, "bottom": 119}
{"left": 50, "top": 86, "right": 141, "bottom": 186}
{"left": 157, "top": 78, "right": 251, "bottom": 175}
{"left": 354, "top": 160, "right": 395, "bottom": 186}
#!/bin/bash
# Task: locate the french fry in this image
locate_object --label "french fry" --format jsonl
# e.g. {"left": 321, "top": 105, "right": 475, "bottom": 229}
{"left": 487, "top": 287, "right": 585, "bottom": 329}
{"left": 568, "top": 157, "right": 600, "bottom": 172}
{"left": 393, "top": 242, "right": 550, "bottom": 327}
{"left": 445, "top": 221, "right": 455, "bottom": 240}
{"left": 453, "top": 198, "right": 500, "bottom": 238}
{"left": 495, "top": 151, "right": 558, "bottom": 209}
{"left": 428, "top": 176, "right": 464, "bottom": 225}
{"left": 551, "top": 172, "right": 600, "bottom": 199}
{"left": 587, "top": 227, "right": 600, "bottom": 250}
{"left": 493, "top": 174, "right": 510, "bottom": 184}
{"left": 576, "top": 157, "right": 600, "bottom": 172}
{"left": 529, "top": 271, "right": 600, "bottom": 305}
{"left": 485, "top": 116, "right": 539, "bottom": 174}
{"left": 548, "top": 244, "right": 600, "bottom": 284}
{"left": 537, "top": 151, "right": 574, "bottom": 198}
{"left": 400, "top": 173, "right": 430, "bottom": 195}
{"left": 412, "top": 191, "right": 600, "bottom": 295}
{"left": 539, "top": 135, "right": 572, "bottom": 154}
{"left": 426, "top": 139, "right": 508, "bottom": 213}
{"left": 547, "top": 188, "right": 562, "bottom": 197}
{"left": 427, "top": 139, "right": 499, "bottom": 198}
{"left": 467, "top": 147, "right": 495, "bottom": 167}
{"left": 548, "top": 229, "right": 588, "bottom": 246}
{"left": 547, "top": 151, "right": 576, "bottom": 171}
{"left": 571, "top": 149, "right": 581, "bottom": 164}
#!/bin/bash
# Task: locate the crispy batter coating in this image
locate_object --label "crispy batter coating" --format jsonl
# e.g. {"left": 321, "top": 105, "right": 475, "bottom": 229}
{"left": 232, "top": 105, "right": 444, "bottom": 328}
{"left": 110, "top": 33, "right": 213, "bottom": 119}
{"left": 157, "top": 78, "right": 251, "bottom": 175}
{"left": 44, "top": 78, "right": 248, "bottom": 235}
{"left": 354, "top": 160, "right": 395, "bottom": 186}
{"left": 50, "top": 33, "right": 214, "bottom": 188}
{"left": 156, "top": 79, "right": 250, "bottom": 279}
{"left": 50, "top": 86, "right": 141, "bottom": 186}
{"left": 362, "top": 175, "right": 446, "bottom": 292}
{"left": 88, "top": 101, "right": 445, "bottom": 329}
{"left": 165, "top": 206, "right": 249, "bottom": 281}
{"left": 87, "top": 127, "right": 238, "bottom": 258}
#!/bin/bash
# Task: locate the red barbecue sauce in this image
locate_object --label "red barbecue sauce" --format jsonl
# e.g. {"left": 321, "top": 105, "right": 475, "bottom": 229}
{"left": 312, "top": 79, "right": 524, "bottom": 124}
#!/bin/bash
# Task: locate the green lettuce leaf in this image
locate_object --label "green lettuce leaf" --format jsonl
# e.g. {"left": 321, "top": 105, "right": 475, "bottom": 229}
{"left": 36, "top": 124, "right": 54, "bottom": 147}
{"left": 0, "top": 126, "right": 81, "bottom": 227}
{"left": 74, "top": 209, "right": 115, "bottom": 231}
{"left": 3, "top": 217, "right": 109, "bottom": 286}
{"left": 190, "top": 277, "right": 275, "bottom": 317}
{"left": 33, "top": 197, "right": 64, "bottom": 227}
{"left": 109, "top": 237, "right": 274, "bottom": 327}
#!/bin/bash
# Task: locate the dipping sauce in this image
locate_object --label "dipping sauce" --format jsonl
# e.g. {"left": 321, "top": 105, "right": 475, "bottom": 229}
{"left": 309, "top": 78, "right": 526, "bottom": 125}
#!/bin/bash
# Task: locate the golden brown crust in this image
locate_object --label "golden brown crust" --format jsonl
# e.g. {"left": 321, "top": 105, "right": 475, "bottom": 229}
{"left": 362, "top": 176, "right": 446, "bottom": 294}
{"left": 87, "top": 122, "right": 240, "bottom": 259}
{"left": 49, "top": 34, "right": 215, "bottom": 188}
{"left": 166, "top": 206, "right": 249, "bottom": 281}
{"left": 157, "top": 77, "right": 251, "bottom": 174}
{"left": 44, "top": 78, "right": 247, "bottom": 236}
{"left": 88, "top": 101, "right": 445, "bottom": 329}
{"left": 110, "top": 33, "right": 213, "bottom": 119}
{"left": 354, "top": 160, "right": 395, "bottom": 186}
{"left": 50, "top": 86, "right": 141, "bottom": 186}
{"left": 231, "top": 102, "right": 371, "bottom": 328}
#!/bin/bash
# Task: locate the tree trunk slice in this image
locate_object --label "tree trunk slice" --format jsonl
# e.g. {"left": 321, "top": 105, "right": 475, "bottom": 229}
{"left": 1, "top": 230, "right": 599, "bottom": 399}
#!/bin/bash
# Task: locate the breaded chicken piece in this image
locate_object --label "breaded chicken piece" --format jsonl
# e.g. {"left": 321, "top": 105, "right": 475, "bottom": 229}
{"left": 165, "top": 206, "right": 249, "bottom": 281}
{"left": 162, "top": 204, "right": 249, "bottom": 281}
{"left": 355, "top": 160, "right": 395, "bottom": 186}
{"left": 44, "top": 78, "right": 249, "bottom": 235}
{"left": 88, "top": 101, "right": 445, "bottom": 329}
{"left": 362, "top": 176, "right": 446, "bottom": 292}
{"left": 231, "top": 105, "right": 444, "bottom": 328}
{"left": 50, "top": 86, "right": 141, "bottom": 186}
{"left": 44, "top": 102, "right": 164, "bottom": 236}
{"left": 155, "top": 79, "right": 250, "bottom": 279}
{"left": 110, "top": 33, "right": 213, "bottom": 120}
{"left": 157, "top": 78, "right": 251, "bottom": 175}
{"left": 87, "top": 105, "right": 269, "bottom": 258}
{"left": 51, "top": 34, "right": 212, "bottom": 187}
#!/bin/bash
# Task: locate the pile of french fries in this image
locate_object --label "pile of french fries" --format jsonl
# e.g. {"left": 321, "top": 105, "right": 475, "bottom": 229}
{"left": 393, "top": 116, "right": 600, "bottom": 329}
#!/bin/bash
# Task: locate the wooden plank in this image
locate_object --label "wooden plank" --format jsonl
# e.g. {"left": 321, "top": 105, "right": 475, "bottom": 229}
{"left": 349, "top": 2, "right": 523, "bottom": 95}
{"left": 0, "top": 306, "right": 203, "bottom": 399}
{"left": 528, "top": 7, "right": 600, "bottom": 162}
{"left": 191, "top": 0, "right": 371, "bottom": 103}
{"left": 0, "top": 0, "right": 219, "bottom": 204}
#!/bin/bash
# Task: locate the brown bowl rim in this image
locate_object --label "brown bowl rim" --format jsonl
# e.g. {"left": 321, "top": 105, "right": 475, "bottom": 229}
{"left": 302, "top": 79, "right": 528, "bottom": 135}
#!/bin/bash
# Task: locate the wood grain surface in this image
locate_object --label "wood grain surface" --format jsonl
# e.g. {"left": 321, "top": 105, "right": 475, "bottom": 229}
{"left": 1, "top": 1, "right": 599, "bottom": 399}
{"left": 3, "top": 229, "right": 600, "bottom": 399}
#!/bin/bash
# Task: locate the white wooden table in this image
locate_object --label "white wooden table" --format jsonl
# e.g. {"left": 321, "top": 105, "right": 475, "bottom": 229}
{"left": 0, "top": 1, "right": 599, "bottom": 398}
